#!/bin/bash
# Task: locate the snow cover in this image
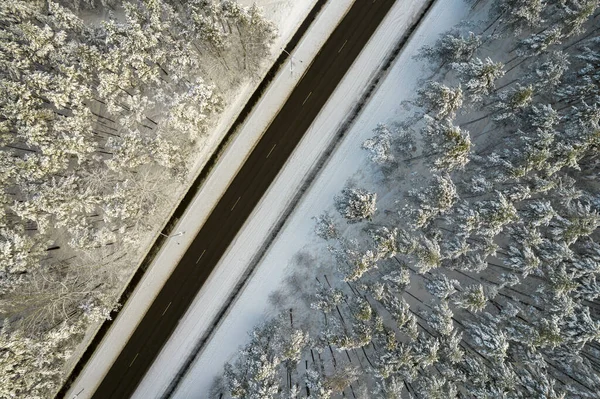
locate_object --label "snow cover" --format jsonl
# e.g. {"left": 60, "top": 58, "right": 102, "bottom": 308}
{"left": 64, "top": 0, "right": 322, "bottom": 397}
{"left": 66, "top": 0, "right": 474, "bottom": 397}
{"left": 162, "top": 0, "right": 473, "bottom": 398}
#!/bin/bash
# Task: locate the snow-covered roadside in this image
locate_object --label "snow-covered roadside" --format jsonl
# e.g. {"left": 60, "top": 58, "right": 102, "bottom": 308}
{"left": 160, "top": 0, "right": 475, "bottom": 397}
{"left": 63, "top": 1, "right": 325, "bottom": 398}
{"left": 130, "top": 0, "right": 362, "bottom": 397}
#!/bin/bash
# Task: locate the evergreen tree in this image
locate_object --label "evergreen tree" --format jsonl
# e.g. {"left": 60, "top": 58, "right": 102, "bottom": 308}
{"left": 416, "top": 82, "right": 463, "bottom": 120}
{"left": 421, "top": 116, "right": 472, "bottom": 172}
{"left": 335, "top": 187, "right": 377, "bottom": 223}
{"left": 452, "top": 57, "right": 505, "bottom": 102}
{"left": 224, "top": 321, "right": 284, "bottom": 399}
{"left": 410, "top": 174, "right": 458, "bottom": 228}
{"left": 362, "top": 124, "right": 395, "bottom": 166}
{"left": 419, "top": 30, "right": 482, "bottom": 69}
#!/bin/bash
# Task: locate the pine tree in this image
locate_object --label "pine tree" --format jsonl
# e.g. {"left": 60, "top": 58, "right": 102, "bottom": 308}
{"left": 493, "top": 84, "right": 535, "bottom": 122}
{"left": 416, "top": 82, "right": 463, "bottom": 120}
{"left": 374, "top": 376, "right": 404, "bottom": 399}
{"left": 453, "top": 284, "right": 488, "bottom": 312}
{"left": 224, "top": 321, "right": 283, "bottom": 399}
{"left": 427, "top": 300, "right": 455, "bottom": 336}
{"left": 421, "top": 116, "right": 472, "bottom": 172}
{"left": 490, "top": 0, "right": 546, "bottom": 35}
{"left": 518, "top": 27, "right": 564, "bottom": 56}
{"left": 335, "top": 187, "right": 377, "bottom": 223}
{"left": 313, "top": 212, "right": 339, "bottom": 241}
{"left": 362, "top": 124, "right": 395, "bottom": 166}
{"left": 419, "top": 30, "right": 482, "bottom": 69}
{"left": 410, "top": 174, "right": 458, "bottom": 228}
{"left": 452, "top": 58, "right": 505, "bottom": 102}
{"left": 465, "top": 318, "right": 509, "bottom": 362}
{"left": 305, "top": 369, "right": 332, "bottom": 399}
{"left": 330, "top": 239, "right": 379, "bottom": 282}
{"left": 414, "top": 235, "right": 443, "bottom": 273}
{"left": 555, "top": 0, "right": 599, "bottom": 38}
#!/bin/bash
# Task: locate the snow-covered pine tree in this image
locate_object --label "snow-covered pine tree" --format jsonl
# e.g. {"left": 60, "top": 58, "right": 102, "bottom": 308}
{"left": 334, "top": 187, "right": 377, "bottom": 223}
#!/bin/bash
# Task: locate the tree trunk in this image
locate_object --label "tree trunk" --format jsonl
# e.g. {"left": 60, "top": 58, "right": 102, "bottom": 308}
{"left": 328, "top": 343, "right": 337, "bottom": 369}
{"left": 563, "top": 24, "right": 600, "bottom": 51}
{"left": 483, "top": 12, "right": 505, "bottom": 35}
{"left": 493, "top": 77, "right": 520, "bottom": 93}
{"left": 504, "top": 57, "right": 528, "bottom": 75}
{"left": 461, "top": 113, "right": 489, "bottom": 127}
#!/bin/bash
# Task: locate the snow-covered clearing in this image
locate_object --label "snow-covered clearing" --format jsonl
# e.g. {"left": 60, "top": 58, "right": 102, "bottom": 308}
{"left": 162, "top": 0, "right": 473, "bottom": 397}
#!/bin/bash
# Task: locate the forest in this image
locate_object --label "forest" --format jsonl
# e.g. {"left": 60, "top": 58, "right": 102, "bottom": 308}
{"left": 0, "top": 0, "right": 276, "bottom": 397}
{"left": 219, "top": 0, "right": 600, "bottom": 398}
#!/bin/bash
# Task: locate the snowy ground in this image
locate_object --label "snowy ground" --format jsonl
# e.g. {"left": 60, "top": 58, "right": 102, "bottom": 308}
{"left": 163, "top": 0, "right": 473, "bottom": 397}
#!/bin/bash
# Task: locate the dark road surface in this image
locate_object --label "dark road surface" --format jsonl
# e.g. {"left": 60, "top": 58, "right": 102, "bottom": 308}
{"left": 90, "top": 0, "right": 395, "bottom": 397}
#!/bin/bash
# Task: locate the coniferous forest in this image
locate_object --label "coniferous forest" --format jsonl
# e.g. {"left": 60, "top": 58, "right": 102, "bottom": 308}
{"left": 221, "top": 1, "right": 600, "bottom": 398}
{"left": 0, "top": 1, "right": 276, "bottom": 397}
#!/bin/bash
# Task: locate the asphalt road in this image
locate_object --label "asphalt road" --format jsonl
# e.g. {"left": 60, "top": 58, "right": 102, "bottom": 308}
{"left": 90, "top": 0, "right": 395, "bottom": 397}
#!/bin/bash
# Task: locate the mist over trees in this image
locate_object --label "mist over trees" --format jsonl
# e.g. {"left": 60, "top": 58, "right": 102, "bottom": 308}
{"left": 0, "top": 0, "right": 276, "bottom": 396}
{"left": 221, "top": 0, "right": 600, "bottom": 397}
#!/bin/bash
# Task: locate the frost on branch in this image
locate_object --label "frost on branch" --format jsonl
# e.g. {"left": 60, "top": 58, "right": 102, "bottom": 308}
{"left": 418, "top": 29, "right": 482, "bottom": 68}
{"left": 225, "top": 318, "right": 308, "bottom": 399}
{"left": 330, "top": 239, "right": 379, "bottom": 282}
{"left": 421, "top": 116, "right": 472, "bottom": 172}
{"left": 452, "top": 57, "right": 505, "bottom": 102}
{"left": 0, "top": 320, "right": 84, "bottom": 399}
{"left": 362, "top": 124, "right": 395, "bottom": 166}
{"left": 0, "top": 226, "right": 46, "bottom": 286}
{"left": 410, "top": 174, "right": 458, "bottom": 228}
{"left": 313, "top": 212, "right": 339, "bottom": 241}
{"left": 334, "top": 187, "right": 377, "bottom": 223}
{"left": 417, "top": 82, "right": 463, "bottom": 120}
